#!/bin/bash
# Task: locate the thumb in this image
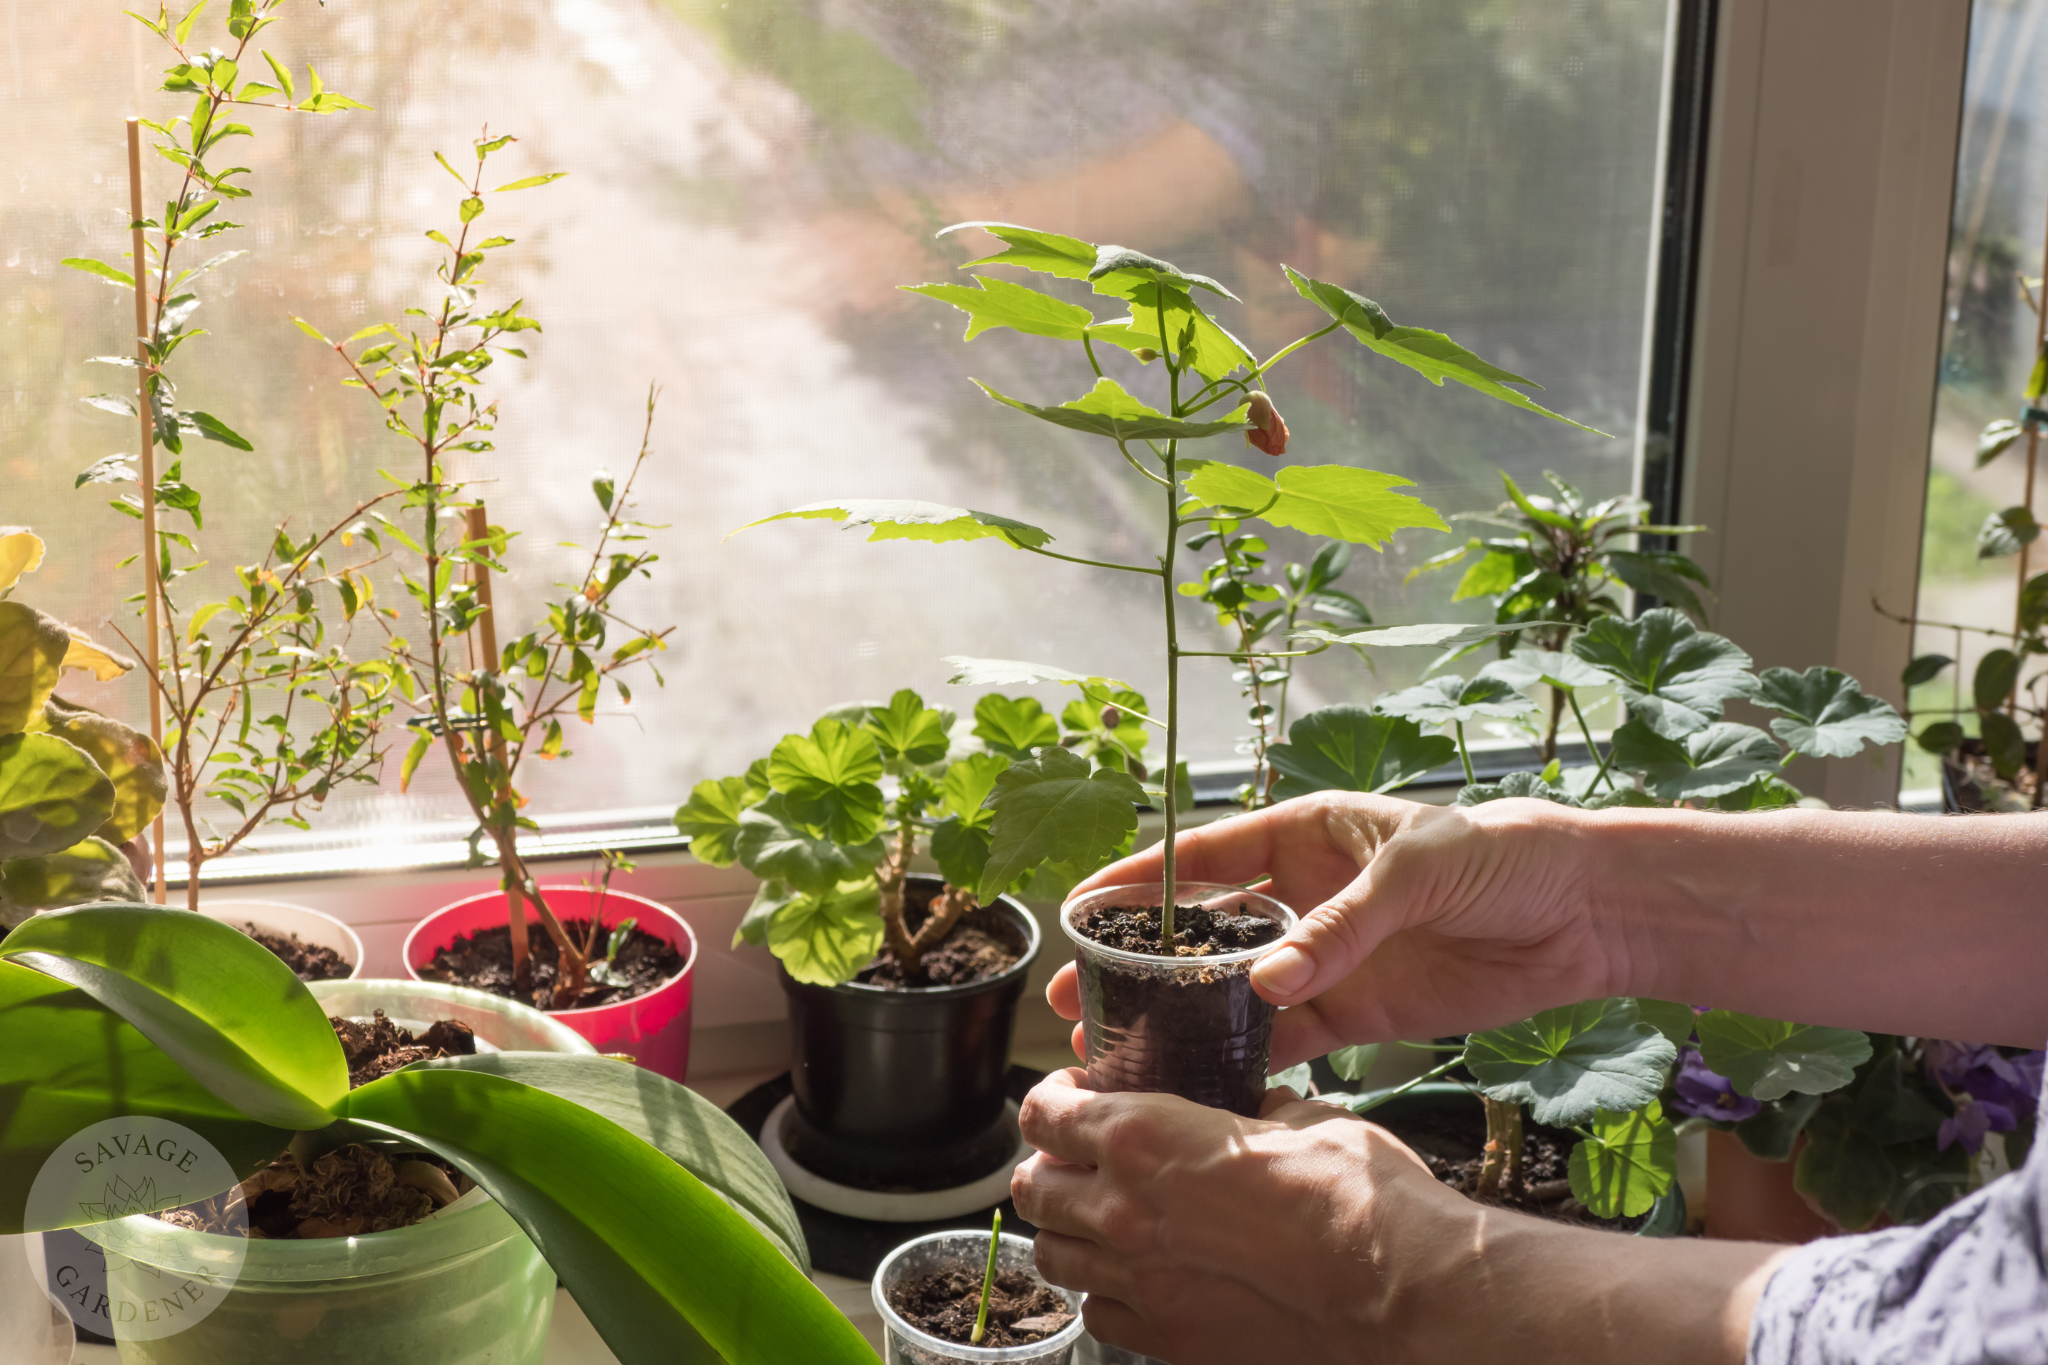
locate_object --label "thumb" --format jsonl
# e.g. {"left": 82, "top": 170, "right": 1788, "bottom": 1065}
{"left": 1250, "top": 864, "right": 1404, "bottom": 1005}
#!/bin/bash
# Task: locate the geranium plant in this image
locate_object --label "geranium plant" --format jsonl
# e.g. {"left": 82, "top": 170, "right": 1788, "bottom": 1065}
{"left": 0, "top": 531, "right": 163, "bottom": 928}
{"left": 734, "top": 222, "right": 1588, "bottom": 944}
{"left": 68, "top": 1, "right": 392, "bottom": 909}
{"left": 675, "top": 687, "right": 1157, "bottom": 983}
{"left": 0, "top": 904, "right": 875, "bottom": 1363}
{"left": 300, "top": 134, "right": 671, "bottom": 1007}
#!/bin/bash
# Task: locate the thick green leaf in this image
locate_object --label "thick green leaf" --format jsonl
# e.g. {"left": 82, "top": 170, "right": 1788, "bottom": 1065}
{"left": 0, "top": 904, "right": 347, "bottom": 1128}
{"left": 0, "top": 960, "right": 290, "bottom": 1232}
{"left": 765, "top": 880, "right": 884, "bottom": 986}
{"left": 0, "top": 734, "right": 116, "bottom": 858}
{"left": 979, "top": 747, "right": 1143, "bottom": 901}
{"left": 972, "top": 694, "right": 1061, "bottom": 758}
{"left": 733, "top": 794, "right": 881, "bottom": 895}
{"left": 1267, "top": 706, "right": 1456, "bottom": 801}
{"left": 974, "top": 377, "right": 1250, "bottom": 443}
{"left": 1751, "top": 666, "right": 1906, "bottom": 759}
{"left": 1974, "top": 649, "right": 2020, "bottom": 713}
{"left": 1978, "top": 506, "right": 2040, "bottom": 559}
{"left": 1453, "top": 770, "right": 1583, "bottom": 807}
{"left": 864, "top": 689, "right": 950, "bottom": 767}
{"left": 0, "top": 601, "right": 71, "bottom": 734}
{"left": 1283, "top": 266, "right": 1603, "bottom": 433}
{"left": 1292, "top": 621, "right": 1561, "bottom": 652}
{"left": 1793, "top": 1099, "right": 1893, "bottom": 1232}
{"left": 733, "top": 500, "right": 1052, "bottom": 550}
{"left": 1606, "top": 719, "right": 1778, "bottom": 801}
{"left": 1734, "top": 1092, "right": 1822, "bottom": 1161}
{"left": 34, "top": 698, "right": 165, "bottom": 843}
{"left": 1465, "top": 998, "right": 1676, "bottom": 1126}
{"left": 1694, "top": 1011, "right": 1871, "bottom": 1100}
{"left": 902, "top": 276, "right": 1097, "bottom": 342}
{"left": 1901, "top": 653, "right": 1953, "bottom": 688}
{"left": 1181, "top": 462, "right": 1449, "bottom": 546}
{"left": 674, "top": 776, "right": 755, "bottom": 867}
{"left": 1981, "top": 710, "right": 2027, "bottom": 780}
{"left": 766, "top": 720, "right": 886, "bottom": 845}
{"left": 1377, "top": 672, "right": 1537, "bottom": 728}
{"left": 342, "top": 1068, "right": 875, "bottom": 1365}
{"left": 1570, "top": 609, "right": 1755, "bottom": 738}
{"left": 1977, "top": 418, "right": 2024, "bottom": 468}
{"left": 0, "top": 836, "right": 145, "bottom": 927}
{"left": 1568, "top": 1101, "right": 1676, "bottom": 1219}
{"left": 1634, "top": 999, "right": 1698, "bottom": 1050}
{"left": 944, "top": 221, "right": 1097, "bottom": 279}
{"left": 1327, "top": 1043, "right": 1380, "bottom": 1083}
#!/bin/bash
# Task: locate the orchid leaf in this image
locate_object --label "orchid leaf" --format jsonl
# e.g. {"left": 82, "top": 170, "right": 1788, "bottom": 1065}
{"left": 1465, "top": 998, "right": 1676, "bottom": 1126}
{"left": 1267, "top": 706, "right": 1455, "bottom": 801}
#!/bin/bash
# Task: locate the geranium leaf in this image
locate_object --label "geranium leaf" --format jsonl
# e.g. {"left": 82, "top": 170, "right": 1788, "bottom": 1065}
{"left": 765, "top": 719, "right": 885, "bottom": 846}
{"left": 1454, "top": 770, "right": 1584, "bottom": 807}
{"left": 902, "top": 276, "right": 1098, "bottom": 342}
{"left": 673, "top": 775, "right": 755, "bottom": 867}
{"left": 1181, "top": 462, "right": 1449, "bottom": 546}
{"left": 0, "top": 734, "right": 116, "bottom": 858}
{"left": 863, "top": 689, "right": 951, "bottom": 768}
{"left": 1602, "top": 549, "right": 1708, "bottom": 622}
{"left": 732, "top": 794, "right": 881, "bottom": 894}
{"left": 1568, "top": 1100, "right": 1676, "bottom": 1219}
{"left": 1291, "top": 620, "right": 1562, "bottom": 651}
{"left": 974, "top": 377, "right": 1250, "bottom": 442}
{"left": 1266, "top": 706, "right": 1455, "bottom": 801}
{"left": 1694, "top": 1011, "right": 1871, "bottom": 1101}
{"left": 1792, "top": 1100, "right": 1893, "bottom": 1232}
{"left": 732, "top": 880, "right": 795, "bottom": 949}
{"left": 732, "top": 500, "right": 1052, "bottom": 550}
{"left": 1465, "top": 998, "right": 1676, "bottom": 1126}
{"left": 1327, "top": 1043, "right": 1380, "bottom": 1083}
{"left": 971, "top": 694, "right": 1061, "bottom": 758}
{"left": 1374, "top": 673, "right": 1537, "bottom": 728}
{"left": 941, "top": 751, "right": 1009, "bottom": 824}
{"left": 1751, "top": 666, "right": 1907, "bottom": 759}
{"left": 1283, "top": 266, "right": 1605, "bottom": 434}
{"left": 1480, "top": 647, "right": 1609, "bottom": 693}
{"left": 1606, "top": 719, "right": 1779, "bottom": 801}
{"left": 763, "top": 880, "right": 883, "bottom": 987}
{"left": 1570, "top": 608, "right": 1755, "bottom": 738}
{"left": 979, "top": 747, "right": 1142, "bottom": 902}
{"left": 1634, "top": 999, "right": 1698, "bottom": 1050}
{"left": 930, "top": 817, "right": 993, "bottom": 892}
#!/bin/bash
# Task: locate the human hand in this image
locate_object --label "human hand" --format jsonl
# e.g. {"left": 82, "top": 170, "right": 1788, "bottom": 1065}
{"left": 1011, "top": 1069, "right": 1473, "bottom": 1364}
{"left": 1046, "top": 794, "right": 1615, "bottom": 1068}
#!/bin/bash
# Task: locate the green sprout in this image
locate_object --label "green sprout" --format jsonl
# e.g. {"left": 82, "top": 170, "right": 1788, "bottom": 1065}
{"left": 971, "top": 1208, "right": 1002, "bottom": 1345}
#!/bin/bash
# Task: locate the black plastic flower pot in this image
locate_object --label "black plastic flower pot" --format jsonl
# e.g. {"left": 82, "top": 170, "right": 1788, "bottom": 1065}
{"left": 779, "top": 876, "right": 1040, "bottom": 1190}
{"left": 1062, "top": 882, "right": 1296, "bottom": 1117}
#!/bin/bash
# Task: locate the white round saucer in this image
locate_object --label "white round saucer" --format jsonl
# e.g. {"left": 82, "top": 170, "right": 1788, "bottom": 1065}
{"left": 758, "top": 1094, "right": 1032, "bottom": 1222}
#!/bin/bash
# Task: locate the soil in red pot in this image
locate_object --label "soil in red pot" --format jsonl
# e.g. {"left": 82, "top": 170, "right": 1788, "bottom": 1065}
{"left": 422, "top": 916, "right": 683, "bottom": 1011}
{"left": 244, "top": 923, "right": 352, "bottom": 982}
{"left": 887, "top": 1265, "right": 1073, "bottom": 1348}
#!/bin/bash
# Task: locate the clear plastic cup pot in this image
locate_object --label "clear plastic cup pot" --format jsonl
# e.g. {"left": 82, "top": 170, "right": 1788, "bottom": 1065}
{"left": 1062, "top": 882, "right": 1297, "bottom": 1116}
{"left": 871, "top": 1230, "right": 1085, "bottom": 1365}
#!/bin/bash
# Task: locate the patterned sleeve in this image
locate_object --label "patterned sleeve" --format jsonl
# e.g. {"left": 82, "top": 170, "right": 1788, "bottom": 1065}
{"left": 1747, "top": 1123, "right": 2048, "bottom": 1363}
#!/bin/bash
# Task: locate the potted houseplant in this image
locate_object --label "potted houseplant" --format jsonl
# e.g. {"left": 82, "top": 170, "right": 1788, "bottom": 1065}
{"left": 677, "top": 687, "right": 1143, "bottom": 1191}
{"left": 63, "top": 2, "right": 390, "bottom": 980}
{"left": 0, "top": 903, "right": 877, "bottom": 1364}
{"left": 871, "top": 1213, "right": 1083, "bottom": 1364}
{"left": 735, "top": 221, "right": 1592, "bottom": 1113}
{"left": 0, "top": 529, "right": 161, "bottom": 930}
{"left": 298, "top": 134, "right": 695, "bottom": 1076}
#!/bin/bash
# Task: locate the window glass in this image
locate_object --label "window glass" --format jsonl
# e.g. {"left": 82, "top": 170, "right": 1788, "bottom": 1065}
{"left": 5, "top": 0, "right": 1673, "bottom": 857}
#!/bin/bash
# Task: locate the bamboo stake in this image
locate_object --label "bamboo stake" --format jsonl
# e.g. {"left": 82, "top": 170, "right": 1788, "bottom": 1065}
{"left": 466, "top": 504, "right": 527, "bottom": 971}
{"left": 127, "top": 118, "right": 167, "bottom": 905}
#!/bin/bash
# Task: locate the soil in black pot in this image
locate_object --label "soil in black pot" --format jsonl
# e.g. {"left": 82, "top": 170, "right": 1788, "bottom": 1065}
{"left": 156, "top": 1012, "right": 478, "bottom": 1239}
{"left": 888, "top": 1265, "right": 1073, "bottom": 1348}
{"left": 1374, "top": 1099, "right": 1652, "bottom": 1232}
{"left": 1072, "top": 902, "right": 1284, "bottom": 1117}
{"left": 422, "top": 916, "right": 683, "bottom": 1011}
{"left": 857, "top": 884, "right": 1028, "bottom": 989}
{"left": 243, "top": 923, "right": 353, "bottom": 982}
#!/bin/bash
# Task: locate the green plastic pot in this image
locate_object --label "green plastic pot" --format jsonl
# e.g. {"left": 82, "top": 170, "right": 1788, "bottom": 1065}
{"left": 1349, "top": 1082, "right": 1685, "bottom": 1237}
{"left": 80, "top": 979, "right": 590, "bottom": 1363}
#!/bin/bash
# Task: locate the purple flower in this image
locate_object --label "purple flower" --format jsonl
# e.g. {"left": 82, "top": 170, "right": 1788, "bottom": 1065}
{"left": 1938, "top": 1096, "right": 2018, "bottom": 1154}
{"left": 1670, "top": 1046, "right": 1763, "bottom": 1122}
{"left": 1925, "top": 1042, "right": 2046, "bottom": 1117}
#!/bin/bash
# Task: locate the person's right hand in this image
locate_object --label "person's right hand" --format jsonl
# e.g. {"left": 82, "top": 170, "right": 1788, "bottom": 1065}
{"left": 1048, "top": 794, "right": 1618, "bottom": 1068}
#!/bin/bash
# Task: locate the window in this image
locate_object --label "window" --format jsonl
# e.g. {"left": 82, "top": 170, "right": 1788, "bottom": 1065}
{"left": 7, "top": 0, "right": 1678, "bottom": 869}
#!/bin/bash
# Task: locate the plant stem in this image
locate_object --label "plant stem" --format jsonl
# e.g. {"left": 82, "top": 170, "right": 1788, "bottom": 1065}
{"left": 971, "top": 1209, "right": 1002, "bottom": 1345}
{"left": 1453, "top": 720, "right": 1474, "bottom": 785}
{"left": 1475, "top": 1097, "right": 1523, "bottom": 1199}
{"left": 1255, "top": 321, "right": 1343, "bottom": 378}
{"left": 1348, "top": 1053, "right": 1468, "bottom": 1113}
{"left": 1567, "top": 690, "right": 1615, "bottom": 790}
{"left": 1158, "top": 290, "right": 1181, "bottom": 950}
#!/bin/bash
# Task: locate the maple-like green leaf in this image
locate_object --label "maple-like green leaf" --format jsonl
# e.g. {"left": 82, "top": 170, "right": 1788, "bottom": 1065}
{"left": 942, "top": 221, "right": 1098, "bottom": 279}
{"left": 674, "top": 775, "right": 758, "bottom": 867}
{"left": 1283, "top": 266, "right": 1605, "bottom": 434}
{"left": 1086, "top": 244, "right": 1241, "bottom": 302}
{"left": 1292, "top": 621, "right": 1561, "bottom": 652}
{"left": 901, "top": 276, "right": 1098, "bottom": 342}
{"left": 1181, "top": 462, "right": 1450, "bottom": 546}
{"left": 1266, "top": 706, "right": 1455, "bottom": 800}
{"left": 975, "top": 377, "right": 1250, "bottom": 443}
{"left": 731, "top": 500, "right": 1052, "bottom": 550}
{"left": 1375, "top": 673, "right": 1536, "bottom": 728}
{"left": 978, "top": 747, "right": 1143, "bottom": 901}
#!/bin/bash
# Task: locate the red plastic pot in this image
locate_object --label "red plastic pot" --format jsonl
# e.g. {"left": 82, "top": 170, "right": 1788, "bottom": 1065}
{"left": 403, "top": 884, "right": 697, "bottom": 1082}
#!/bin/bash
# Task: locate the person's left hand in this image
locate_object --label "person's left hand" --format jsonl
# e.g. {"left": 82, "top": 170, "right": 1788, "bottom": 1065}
{"left": 1010, "top": 1069, "right": 1475, "bottom": 1364}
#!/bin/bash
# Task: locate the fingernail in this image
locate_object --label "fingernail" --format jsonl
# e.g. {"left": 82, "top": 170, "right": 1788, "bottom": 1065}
{"left": 1252, "top": 943, "right": 1312, "bottom": 995}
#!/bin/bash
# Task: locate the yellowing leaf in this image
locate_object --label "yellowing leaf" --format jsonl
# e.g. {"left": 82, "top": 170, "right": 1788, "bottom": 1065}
{"left": 0, "top": 529, "right": 46, "bottom": 593}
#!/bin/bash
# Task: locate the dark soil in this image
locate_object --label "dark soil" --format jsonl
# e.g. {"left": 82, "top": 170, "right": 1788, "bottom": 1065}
{"left": 888, "top": 1265, "right": 1072, "bottom": 1348}
{"left": 421, "top": 915, "right": 683, "bottom": 1011}
{"left": 1377, "top": 1099, "right": 1652, "bottom": 1232}
{"left": 332, "top": 1008, "right": 476, "bottom": 1087}
{"left": 156, "top": 1013, "right": 478, "bottom": 1239}
{"left": 245, "top": 924, "right": 353, "bottom": 982}
{"left": 1072, "top": 903, "right": 1283, "bottom": 1117}
{"left": 857, "top": 887, "right": 1027, "bottom": 988}
{"left": 1073, "top": 902, "right": 1282, "bottom": 957}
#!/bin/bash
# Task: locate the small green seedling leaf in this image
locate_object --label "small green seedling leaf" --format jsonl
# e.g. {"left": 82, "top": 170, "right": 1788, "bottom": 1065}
{"left": 972, "top": 1209, "right": 1002, "bottom": 1345}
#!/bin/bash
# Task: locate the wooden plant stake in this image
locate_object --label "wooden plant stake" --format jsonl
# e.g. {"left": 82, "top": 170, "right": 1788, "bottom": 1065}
{"left": 127, "top": 117, "right": 167, "bottom": 904}
{"left": 466, "top": 504, "right": 528, "bottom": 972}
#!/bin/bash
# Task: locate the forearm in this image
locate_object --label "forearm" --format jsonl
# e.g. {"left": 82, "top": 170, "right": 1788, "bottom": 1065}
{"left": 1388, "top": 1201, "right": 1790, "bottom": 1365}
{"left": 1580, "top": 806, "right": 2048, "bottom": 1046}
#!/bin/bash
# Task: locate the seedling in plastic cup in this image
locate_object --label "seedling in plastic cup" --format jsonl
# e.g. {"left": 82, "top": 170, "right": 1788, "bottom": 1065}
{"left": 971, "top": 1209, "right": 1002, "bottom": 1345}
